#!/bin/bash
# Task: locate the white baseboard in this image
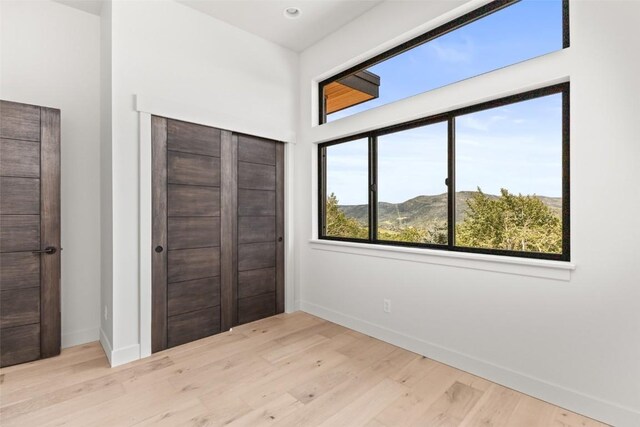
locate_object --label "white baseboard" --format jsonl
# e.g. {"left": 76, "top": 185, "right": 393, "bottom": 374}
{"left": 110, "top": 344, "right": 140, "bottom": 367}
{"left": 98, "top": 328, "right": 141, "bottom": 367}
{"left": 62, "top": 327, "right": 100, "bottom": 348}
{"left": 299, "top": 301, "right": 640, "bottom": 427}
{"left": 99, "top": 328, "right": 113, "bottom": 366}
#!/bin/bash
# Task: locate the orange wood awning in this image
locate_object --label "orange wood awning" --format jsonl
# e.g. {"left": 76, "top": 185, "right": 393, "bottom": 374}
{"left": 324, "top": 70, "right": 380, "bottom": 115}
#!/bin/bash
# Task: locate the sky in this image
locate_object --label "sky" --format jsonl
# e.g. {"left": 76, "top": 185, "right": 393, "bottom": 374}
{"left": 326, "top": 0, "right": 564, "bottom": 205}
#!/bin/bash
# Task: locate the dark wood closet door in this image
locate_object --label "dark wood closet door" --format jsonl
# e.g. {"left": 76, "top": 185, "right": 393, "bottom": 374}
{"left": 236, "top": 135, "right": 284, "bottom": 325}
{"left": 152, "top": 117, "right": 223, "bottom": 351}
{"left": 0, "top": 100, "right": 61, "bottom": 367}
{"left": 152, "top": 117, "right": 284, "bottom": 352}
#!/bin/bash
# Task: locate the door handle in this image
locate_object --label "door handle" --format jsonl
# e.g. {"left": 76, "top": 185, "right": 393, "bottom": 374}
{"left": 33, "top": 246, "right": 57, "bottom": 255}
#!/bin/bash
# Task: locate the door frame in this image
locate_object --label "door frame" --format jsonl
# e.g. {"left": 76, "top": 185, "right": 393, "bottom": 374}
{"left": 137, "top": 95, "right": 296, "bottom": 359}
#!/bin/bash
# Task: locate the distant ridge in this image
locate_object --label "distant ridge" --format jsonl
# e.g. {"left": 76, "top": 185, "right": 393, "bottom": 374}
{"left": 339, "top": 191, "right": 562, "bottom": 227}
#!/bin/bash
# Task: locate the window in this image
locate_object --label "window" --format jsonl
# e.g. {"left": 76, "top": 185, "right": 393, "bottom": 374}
{"left": 455, "top": 93, "right": 564, "bottom": 254}
{"left": 322, "top": 138, "right": 369, "bottom": 240}
{"left": 318, "top": 84, "right": 570, "bottom": 261}
{"left": 319, "top": 0, "right": 569, "bottom": 124}
{"left": 377, "top": 122, "right": 448, "bottom": 245}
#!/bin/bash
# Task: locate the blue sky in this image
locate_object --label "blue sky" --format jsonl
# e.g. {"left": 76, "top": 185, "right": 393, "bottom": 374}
{"left": 326, "top": 0, "right": 564, "bottom": 205}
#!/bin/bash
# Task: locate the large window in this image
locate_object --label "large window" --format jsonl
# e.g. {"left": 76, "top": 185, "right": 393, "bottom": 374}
{"left": 318, "top": 84, "right": 570, "bottom": 261}
{"left": 319, "top": 0, "right": 569, "bottom": 124}
{"left": 377, "top": 122, "right": 448, "bottom": 245}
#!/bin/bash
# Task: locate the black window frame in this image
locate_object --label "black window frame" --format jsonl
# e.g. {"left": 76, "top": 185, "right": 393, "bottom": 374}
{"left": 318, "top": 0, "right": 570, "bottom": 125}
{"left": 318, "top": 83, "right": 570, "bottom": 261}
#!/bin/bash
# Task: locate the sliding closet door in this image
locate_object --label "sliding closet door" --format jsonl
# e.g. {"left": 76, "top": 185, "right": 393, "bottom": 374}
{"left": 152, "top": 117, "right": 284, "bottom": 352}
{"left": 236, "top": 135, "right": 284, "bottom": 325}
{"left": 152, "top": 117, "right": 223, "bottom": 351}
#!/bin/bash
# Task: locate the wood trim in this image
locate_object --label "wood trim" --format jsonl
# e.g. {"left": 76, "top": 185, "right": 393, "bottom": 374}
{"left": 39, "top": 107, "right": 61, "bottom": 359}
{"left": 220, "top": 130, "right": 238, "bottom": 330}
{"left": 275, "top": 143, "right": 285, "bottom": 314}
{"left": 151, "top": 116, "right": 168, "bottom": 352}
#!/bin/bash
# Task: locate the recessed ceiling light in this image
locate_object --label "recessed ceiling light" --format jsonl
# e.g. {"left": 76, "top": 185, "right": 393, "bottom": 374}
{"left": 283, "top": 7, "right": 301, "bottom": 19}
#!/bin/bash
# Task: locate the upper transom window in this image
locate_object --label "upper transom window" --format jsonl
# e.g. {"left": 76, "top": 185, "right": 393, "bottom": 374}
{"left": 319, "top": 0, "right": 569, "bottom": 124}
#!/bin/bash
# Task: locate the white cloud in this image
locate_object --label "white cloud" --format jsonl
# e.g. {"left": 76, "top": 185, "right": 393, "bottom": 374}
{"left": 427, "top": 37, "right": 474, "bottom": 63}
{"left": 457, "top": 114, "right": 506, "bottom": 131}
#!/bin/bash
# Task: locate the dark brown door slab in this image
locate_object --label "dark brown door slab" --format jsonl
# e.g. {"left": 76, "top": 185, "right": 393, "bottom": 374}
{"left": 152, "top": 118, "right": 284, "bottom": 352}
{"left": 0, "top": 100, "right": 61, "bottom": 367}
{"left": 235, "top": 135, "right": 284, "bottom": 326}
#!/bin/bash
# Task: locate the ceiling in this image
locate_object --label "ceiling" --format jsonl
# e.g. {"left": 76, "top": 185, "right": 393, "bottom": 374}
{"left": 54, "top": 0, "right": 104, "bottom": 16}
{"left": 53, "top": 0, "right": 383, "bottom": 52}
{"left": 176, "top": 0, "right": 384, "bottom": 52}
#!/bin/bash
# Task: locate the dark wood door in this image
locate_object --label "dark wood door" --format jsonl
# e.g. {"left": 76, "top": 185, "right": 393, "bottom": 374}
{"left": 236, "top": 135, "right": 284, "bottom": 325}
{"left": 151, "top": 117, "right": 223, "bottom": 351}
{"left": 0, "top": 100, "right": 61, "bottom": 367}
{"left": 151, "top": 117, "right": 283, "bottom": 352}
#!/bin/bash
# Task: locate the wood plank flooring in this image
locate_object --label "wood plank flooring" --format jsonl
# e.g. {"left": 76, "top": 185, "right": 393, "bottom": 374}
{"left": 0, "top": 312, "right": 607, "bottom": 426}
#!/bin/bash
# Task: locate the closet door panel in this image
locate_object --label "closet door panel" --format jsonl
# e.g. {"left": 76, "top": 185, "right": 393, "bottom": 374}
{"left": 168, "top": 120, "right": 221, "bottom": 157}
{"left": 238, "top": 189, "right": 275, "bottom": 217}
{"left": 168, "top": 217, "right": 220, "bottom": 250}
{"left": 238, "top": 267, "right": 276, "bottom": 299}
{"left": 238, "top": 135, "right": 275, "bottom": 165}
{"left": 154, "top": 118, "right": 223, "bottom": 351}
{"left": 238, "top": 163, "right": 275, "bottom": 191}
{"left": 238, "top": 242, "right": 276, "bottom": 271}
{"left": 168, "top": 185, "right": 220, "bottom": 217}
{"left": 168, "top": 151, "right": 220, "bottom": 186}
{"left": 168, "top": 247, "right": 220, "bottom": 283}
{"left": 168, "top": 277, "right": 221, "bottom": 317}
{"left": 235, "top": 135, "right": 283, "bottom": 326}
{"left": 238, "top": 293, "right": 276, "bottom": 325}
{"left": 238, "top": 216, "right": 275, "bottom": 244}
{"left": 167, "top": 306, "right": 221, "bottom": 348}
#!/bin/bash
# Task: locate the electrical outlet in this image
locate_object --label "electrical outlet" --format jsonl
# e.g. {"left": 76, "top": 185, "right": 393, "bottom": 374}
{"left": 104, "top": 305, "right": 108, "bottom": 321}
{"left": 383, "top": 299, "right": 391, "bottom": 313}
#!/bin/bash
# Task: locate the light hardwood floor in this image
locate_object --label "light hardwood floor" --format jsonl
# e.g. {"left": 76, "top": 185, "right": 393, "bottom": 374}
{"left": 0, "top": 312, "right": 607, "bottom": 426}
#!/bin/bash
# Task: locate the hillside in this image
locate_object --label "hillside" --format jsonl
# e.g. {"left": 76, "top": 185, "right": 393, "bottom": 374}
{"left": 339, "top": 191, "right": 562, "bottom": 228}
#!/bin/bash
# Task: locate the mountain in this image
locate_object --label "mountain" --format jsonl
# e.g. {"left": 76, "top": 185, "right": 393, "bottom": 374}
{"left": 338, "top": 191, "right": 562, "bottom": 228}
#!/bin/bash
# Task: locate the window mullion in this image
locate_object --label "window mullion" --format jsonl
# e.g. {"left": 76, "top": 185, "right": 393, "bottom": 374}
{"left": 318, "top": 145, "right": 327, "bottom": 237}
{"left": 562, "top": 87, "right": 570, "bottom": 260}
{"left": 447, "top": 117, "right": 456, "bottom": 249}
{"left": 369, "top": 135, "right": 378, "bottom": 243}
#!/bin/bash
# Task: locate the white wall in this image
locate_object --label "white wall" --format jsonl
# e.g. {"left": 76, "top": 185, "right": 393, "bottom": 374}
{"left": 100, "top": 0, "right": 114, "bottom": 355}
{"left": 103, "top": 0, "right": 298, "bottom": 364}
{"left": 296, "top": 1, "right": 640, "bottom": 426}
{"left": 1, "top": 0, "right": 102, "bottom": 348}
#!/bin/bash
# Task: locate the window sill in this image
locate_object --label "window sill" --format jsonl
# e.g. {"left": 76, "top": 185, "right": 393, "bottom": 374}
{"left": 309, "top": 239, "right": 575, "bottom": 281}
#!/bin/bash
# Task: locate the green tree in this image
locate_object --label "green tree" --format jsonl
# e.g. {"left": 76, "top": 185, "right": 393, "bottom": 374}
{"left": 456, "top": 188, "right": 562, "bottom": 253}
{"left": 325, "top": 193, "right": 368, "bottom": 239}
{"left": 326, "top": 194, "right": 447, "bottom": 244}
